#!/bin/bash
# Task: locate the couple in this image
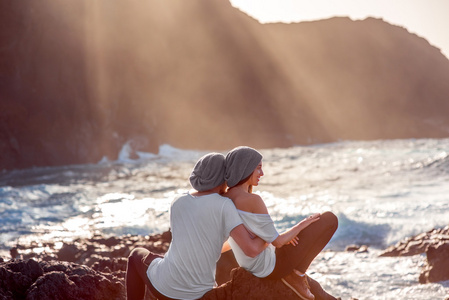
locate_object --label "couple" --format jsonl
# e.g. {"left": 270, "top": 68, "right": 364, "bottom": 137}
{"left": 126, "top": 146, "right": 338, "bottom": 300}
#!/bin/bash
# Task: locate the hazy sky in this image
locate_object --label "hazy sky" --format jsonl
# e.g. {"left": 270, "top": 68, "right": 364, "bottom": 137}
{"left": 230, "top": 0, "right": 449, "bottom": 59}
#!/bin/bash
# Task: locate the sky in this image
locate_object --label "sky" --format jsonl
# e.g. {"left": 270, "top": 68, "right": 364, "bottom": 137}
{"left": 230, "top": 0, "right": 449, "bottom": 59}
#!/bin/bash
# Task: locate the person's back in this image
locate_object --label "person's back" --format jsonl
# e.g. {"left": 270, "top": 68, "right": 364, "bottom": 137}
{"left": 148, "top": 192, "right": 241, "bottom": 299}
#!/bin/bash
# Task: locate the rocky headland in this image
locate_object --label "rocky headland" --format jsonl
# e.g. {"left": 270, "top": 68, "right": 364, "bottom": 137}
{"left": 2, "top": 0, "right": 449, "bottom": 171}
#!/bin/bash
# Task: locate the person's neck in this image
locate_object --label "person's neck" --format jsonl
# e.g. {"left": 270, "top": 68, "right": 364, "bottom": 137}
{"left": 229, "top": 183, "right": 251, "bottom": 193}
{"left": 191, "top": 190, "right": 216, "bottom": 197}
{"left": 191, "top": 186, "right": 223, "bottom": 196}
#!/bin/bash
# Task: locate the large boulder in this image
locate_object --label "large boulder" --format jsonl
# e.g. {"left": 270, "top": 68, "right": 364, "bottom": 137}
{"left": 0, "top": 259, "right": 125, "bottom": 300}
{"left": 380, "top": 226, "right": 449, "bottom": 284}
{"left": 419, "top": 242, "right": 449, "bottom": 283}
{"left": 203, "top": 267, "right": 338, "bottom": 300}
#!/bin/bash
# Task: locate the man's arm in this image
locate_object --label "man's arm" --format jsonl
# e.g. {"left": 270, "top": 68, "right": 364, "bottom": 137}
{"left": 230, "top": 224, "right": 268, "bottom": 258}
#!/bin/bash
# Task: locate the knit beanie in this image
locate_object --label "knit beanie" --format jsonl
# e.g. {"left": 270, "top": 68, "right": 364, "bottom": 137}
{"left": 189, "top": 152, "right": 226, "bottom": 192}
{"left": 225, "top": 146, "right": 263, "bottom": 188}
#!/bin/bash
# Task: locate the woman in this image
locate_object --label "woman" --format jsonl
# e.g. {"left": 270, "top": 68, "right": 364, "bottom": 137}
{"left": 223, "top": 146, "right": 338, "bottom": 300}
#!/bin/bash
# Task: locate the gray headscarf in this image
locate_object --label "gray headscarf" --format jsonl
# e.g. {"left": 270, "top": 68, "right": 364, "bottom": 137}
{"left": 189, "top": 152, "right": 226, "bottom": 192}
{"left": 225, "top": 146, "right": 263, "bottom": 188}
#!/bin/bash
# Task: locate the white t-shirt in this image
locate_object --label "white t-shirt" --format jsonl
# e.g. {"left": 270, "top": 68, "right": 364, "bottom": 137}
{"left": 147, "top": 192, "right": 242, "bottom": 299}
{"left": 228, "top": 210, "right": 279, "bottom": 278}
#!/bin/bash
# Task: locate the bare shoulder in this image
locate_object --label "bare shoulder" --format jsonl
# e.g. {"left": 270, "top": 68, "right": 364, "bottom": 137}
{"left": 234, "top": 193, "right": 268, "bottom": 214}
{"left": 247, "top": 194, "right": 269, "bottom": 214}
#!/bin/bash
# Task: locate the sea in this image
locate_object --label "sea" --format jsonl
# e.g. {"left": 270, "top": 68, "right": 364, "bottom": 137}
{"left": 1, "top": 138, "right": 448, "bottom": 300}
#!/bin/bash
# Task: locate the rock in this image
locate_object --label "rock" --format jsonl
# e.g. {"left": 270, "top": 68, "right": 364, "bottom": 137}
{"left": 345, "top": 245, "right": 368, "bottom": 253}
{"left": 0, "top": 259, "right": 38, "bottom": 299}
{"left": 11, "top": 232, "right": 171, "bottom": 267}
{"left": 0, "top": 259, "right": 125, "bottom": 300}
{"left": 380, "top": 226, "right": 449, "bottom": 257}
{"left": 380, "top": 225, "right": 449, "bottom": 284}
{"left": 0, "top": 259, "right": 340, "bottom": 300}
{"left": 3, "top": 231, "right": 342, "bottom": 299}
{"left": 202, "top": 267, "right": 338, "bottom": 300}
{"left": 27, "top": 272, "right": 79, "bottom": 300}
{"left": 92, "top": 257, "right": 127, "bottom": 274}
{"left": 216, "top": 250, "right": 239, "bottom": 285}
{"left": 9, "top": 247, "right": 20, "bottom": 260}
{"left": 57, "top": 243, "right": 81, "bottom": 262}
{"left": 419, "top": 242, "right": 449, "bottom": 283}
{"left": 102, "top": 237, "right": 121, "bottom": 248}
{"left": 215, "top": 251, "right": 338, "bottom": 300}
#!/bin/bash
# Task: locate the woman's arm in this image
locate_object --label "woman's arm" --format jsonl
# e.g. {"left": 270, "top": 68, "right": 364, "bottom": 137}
{"left": 271, "top": 213, "right": 321, "bottom": 248}
{"left": 237, "top": 194, "right": 320, "bottom": 248}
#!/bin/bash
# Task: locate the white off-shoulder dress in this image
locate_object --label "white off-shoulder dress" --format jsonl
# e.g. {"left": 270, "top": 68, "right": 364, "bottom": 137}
{"left": 228, "top": 209, "right": 280, "bottom": 278}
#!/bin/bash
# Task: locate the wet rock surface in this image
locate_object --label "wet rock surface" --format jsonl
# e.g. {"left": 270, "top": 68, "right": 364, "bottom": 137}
{"left": 0, "top": 232, "right": 171, "bottom": 300}
{"left": 380, "top": 226, "right": 449, "bottom": 257}
{"left": 0, "top": 230, "right": 339, "bottom": 299}
{"left": 0, "top": 259, "right": 125, "bottom": 300}
{"left": 204, "top": 267, "right": 338, "bottom": 300}
{"left": 380, "top": 225, "right": 449, "bottom": 283}
{"left": 2, "top": 226, "right": 448, "bottom": 299}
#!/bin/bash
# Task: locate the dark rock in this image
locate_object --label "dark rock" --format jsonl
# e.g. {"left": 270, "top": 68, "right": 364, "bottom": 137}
{"left": 345, "top": 245, "right": 368, "bottom": 253}
{"left": 419, "top": 242, "right": 449, "bottom": 283}
{"left": 214, "top": 252, "right": 338, "bottom": 300}
{"left": 101, "top": 237, "right": 121, "bottom": 248}
{"left": 27, "top": 272, "right": 80, "bottom": 300}
{"left": 202, "top": 267, "right": 337, "bottom": 300}
{"left": 84, "top": 254, "right": 102, "bottom": 268}
{"left": 0, "top": 259, "right": 42, "bottom": 299}
{"left": 380, "top": 226, "right": 449, "bottom": 284}
{"left": 68, "top": 273, "right": 124, "bottom": 300}
{"left": 0, "top": 288, "right": 13, "bottom": 300}
{"left": 0, "top": 259, "right": 125, "bottom": 300}
{"left": 111, "top": 245, "right": 131, "bottom": 258}
{"left": 57, "top": 243, "right": 81, "bottom": 262}
{"left": 160, "top": 230, "right": 172, "bottom": 243}
{"left": 216, "top": 250, "right": 239, "bottom": 285}
{"left": 10, "top": 231, "right": 172, "bottom": 269}
{"left": 380, "top": 226, "right": 449, "bottom": 257}
{"left": 92, "top": 258, "right": 127, "bottom": 274}
{"left": 1, "top": 230, "right": 344, "bottom": 300}
{"left": 9, "top": 247, "right": 19, "bottom": 260}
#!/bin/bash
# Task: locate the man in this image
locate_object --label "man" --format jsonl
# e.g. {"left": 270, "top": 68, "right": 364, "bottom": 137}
{"left": 126, "top": 152, "right": 267, "bottom": 300}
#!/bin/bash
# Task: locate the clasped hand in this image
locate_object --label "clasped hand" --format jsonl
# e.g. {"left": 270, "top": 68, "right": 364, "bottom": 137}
{"left": 288, "top": 213, "right": 321, "bottom": 246}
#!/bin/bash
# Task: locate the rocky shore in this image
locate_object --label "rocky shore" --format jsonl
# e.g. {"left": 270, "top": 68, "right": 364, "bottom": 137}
{"left": 0, "top": 231, "right": 340, "bottom": 300}
{"left": 1, "top": 227, "right": 448, "bottom": 299}
{"left": 0, "top": 232, "right": 167, "bottom": 300}
{"left": 380, "top": 225, "right": 449, "bottom": 284}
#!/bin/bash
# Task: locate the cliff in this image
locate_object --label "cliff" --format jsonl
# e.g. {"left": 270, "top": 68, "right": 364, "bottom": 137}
{"left": 1, "top": 0, "right": 449, "bottom": 170}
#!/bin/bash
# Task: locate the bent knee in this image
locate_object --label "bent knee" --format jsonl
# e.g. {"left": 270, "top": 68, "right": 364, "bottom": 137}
{"left": 128, "top": 247, "right": 147, "bottom": 263}
{"left": 320, "top": 211, "right": 338, "bottom": 229}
